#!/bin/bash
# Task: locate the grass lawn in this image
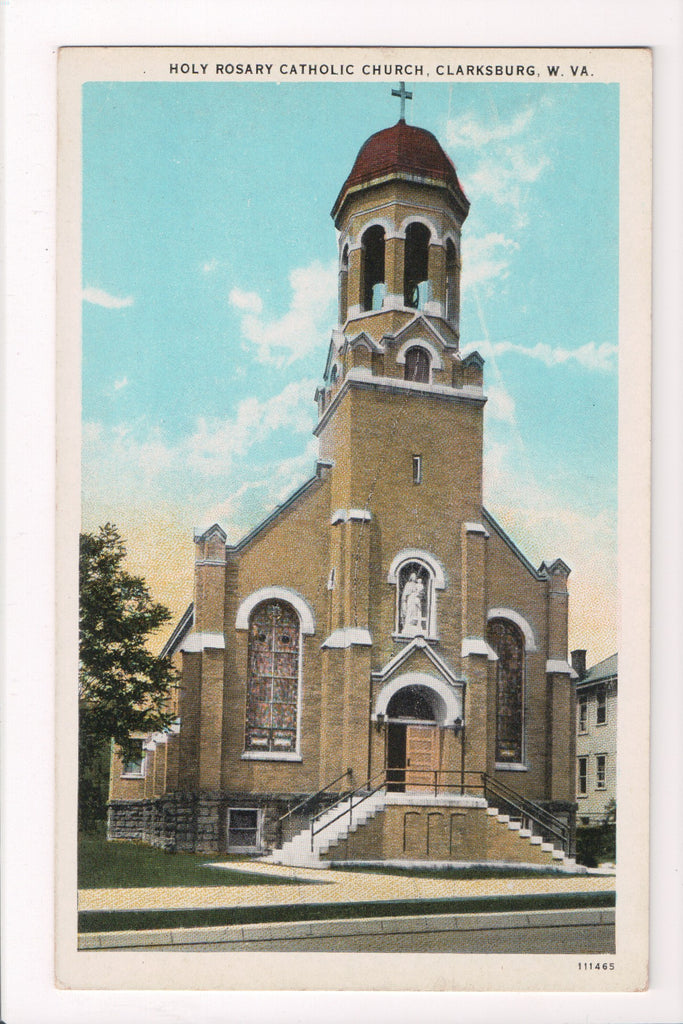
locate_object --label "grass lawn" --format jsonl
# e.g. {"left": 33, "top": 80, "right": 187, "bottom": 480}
{"left": 329, "top": 863, "right": 575, "bottom": 880}
{"left": 78, "top": 836, "right": 300, "bottom": 890}
{"left": 78, "top": 890, "right": 616, "bottom": 933}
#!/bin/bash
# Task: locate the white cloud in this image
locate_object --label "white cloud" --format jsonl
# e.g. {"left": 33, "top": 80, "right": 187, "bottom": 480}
{"left": 462, "top": 233, "right": 519, "bottom": 288}
{"left": 467, "top": 339, "right": 618, "bottom": 372}
{"left": 229, "top": 287, "right": 262, "bottom": 315}
{"left": 483, "top": 438, "right": 617, "bottom": 658}
{"left": 467, "top": 149, "right": 549, "bottom": 222}
{"left": 231, "top": 260, "right": 337, "bottom": 367}
{"left": 445, "top": 106, "right": 550, "bottom": 230}
{"left": 202, "top": 259, "right": 219, "bottom": 274}
{"left": 445, "top": 108, "right": 534, "bottom": 150}
{"left": 83, "top": 379, "right": 318, "bottom": 519}
{"left": 83, "top": 286, "right": 134, "bottom": 309}
{"left": 113, "top": 376, "right": 129, "bottom": 391}
{"left": 485, "top": 385, "right": 516, "bottom": 425}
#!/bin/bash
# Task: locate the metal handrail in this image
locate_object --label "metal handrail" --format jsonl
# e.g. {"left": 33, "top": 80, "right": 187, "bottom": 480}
{"left": 385, "top": 767, "right": 486, "bottom": 796}
{"left": 277, "top": 768, "right": 352, "bottom": 825}
{"left": 310, "top": 770, "right": 386, "bottom": 851}
{"left": 481, "top": 773, "right": 569, "bottom": 851}
{"left": 482, "top": 773, "right": 570, "bottom": 834}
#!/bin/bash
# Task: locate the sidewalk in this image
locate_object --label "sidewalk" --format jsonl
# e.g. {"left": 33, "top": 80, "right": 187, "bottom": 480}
{"left": 79, "top": 858, "right": 615, "bottom": 913}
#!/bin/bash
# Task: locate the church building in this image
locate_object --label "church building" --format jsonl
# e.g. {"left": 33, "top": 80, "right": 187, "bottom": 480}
{"left": 108, "top": 90, "right": 579, "bottom": 868}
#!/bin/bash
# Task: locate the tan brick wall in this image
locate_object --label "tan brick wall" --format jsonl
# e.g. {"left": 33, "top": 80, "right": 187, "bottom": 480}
{"left": 323, "top": 804, "right": 561, "bottom": 864}
{"left": 219, "top": 478, "right": 331, "bottom": 795}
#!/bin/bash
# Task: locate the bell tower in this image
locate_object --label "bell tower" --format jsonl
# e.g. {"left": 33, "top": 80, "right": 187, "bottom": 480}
{"left": 331, "top": 89, "right": 469, "bottom": 340}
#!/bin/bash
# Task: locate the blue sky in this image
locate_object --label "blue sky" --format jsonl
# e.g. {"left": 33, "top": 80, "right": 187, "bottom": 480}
{"left": 81, "top": 80, "right": 619, "bottom": 660}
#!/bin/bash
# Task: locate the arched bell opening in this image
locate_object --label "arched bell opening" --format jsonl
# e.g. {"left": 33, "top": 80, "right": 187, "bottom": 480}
{"left": 445, "top": 238, "right": 459, "bottom": 326}
{"left": 361, "top": 225, "right": 386, "bottom": 312}
{"left": 338, "top": 243, "right": 349, "bottom": 323}
{"left": 403, "top": 222, "right": 431, "bottom": 309}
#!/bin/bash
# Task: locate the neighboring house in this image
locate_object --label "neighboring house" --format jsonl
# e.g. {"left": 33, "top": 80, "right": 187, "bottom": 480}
{"left": 108, "top": 102, "right": 580, "bottom": 868}
{"left": 573, "top": 651, "right": 617, "bottom": 825}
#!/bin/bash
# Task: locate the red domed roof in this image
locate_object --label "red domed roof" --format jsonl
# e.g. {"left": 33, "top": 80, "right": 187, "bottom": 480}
{"left": 333, "top": 119, "right": 467, "bottom": 220}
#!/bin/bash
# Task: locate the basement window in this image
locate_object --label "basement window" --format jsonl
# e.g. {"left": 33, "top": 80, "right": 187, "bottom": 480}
{"left": 412, "top": 455, "right": 422, "bottom": 485}
{"left": 227, "top": 808, "right": 260, "bottom": 851}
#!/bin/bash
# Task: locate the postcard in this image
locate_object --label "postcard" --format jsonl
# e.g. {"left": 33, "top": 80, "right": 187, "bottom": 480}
{"left": 55, "top": 45, "right": 650, "bottom": 993}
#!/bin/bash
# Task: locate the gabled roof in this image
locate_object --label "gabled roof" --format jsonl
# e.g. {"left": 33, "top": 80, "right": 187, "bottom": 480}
{"left": 160, "top": 603, "right": 194, "bottom": 659}
{"left": 387, "top": 312, "right": 458, "bottom": 352}
{"left": 371, "top": 635, "right": 463, "bottom": 687}
{"left": 228, "top": 471, "right": 323, "bottom": 553}
{"left": 481, "top": 508, "right": 546, "bottom": 581}
{"left": 579, "top": 653, "right": 618, "bottom": 686}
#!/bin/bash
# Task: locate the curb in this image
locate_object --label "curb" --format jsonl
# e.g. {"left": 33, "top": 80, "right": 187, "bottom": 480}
{"left": 79, "top": 906, "right": 615, "bottom": 950}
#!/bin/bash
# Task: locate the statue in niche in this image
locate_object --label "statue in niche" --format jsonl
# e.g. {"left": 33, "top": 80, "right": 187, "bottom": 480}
{"left": 401, "top": 571, "right": 425, "bottom": 635}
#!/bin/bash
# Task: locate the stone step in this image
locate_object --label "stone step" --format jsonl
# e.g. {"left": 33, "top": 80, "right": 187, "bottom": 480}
{"left": 518, "top": 829, "right": 532, "bottom": 838}
{"left": 507, "top": 821, "right": 521, "bottom": 831}
{"left": 486, "top": 806, "right": 499, "bottom": 816}
{"left": 497, "top": 814, "right": 510, "bottom": 824}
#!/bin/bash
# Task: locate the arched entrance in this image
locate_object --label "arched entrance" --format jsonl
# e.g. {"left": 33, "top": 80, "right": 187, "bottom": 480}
{"left": 385, "top": 685, "right": 441, "bottom": 793}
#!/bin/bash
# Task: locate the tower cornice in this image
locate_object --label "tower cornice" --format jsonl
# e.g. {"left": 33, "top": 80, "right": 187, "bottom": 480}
{"left": 313, "top": 370, "right": 486, "bottom": 437}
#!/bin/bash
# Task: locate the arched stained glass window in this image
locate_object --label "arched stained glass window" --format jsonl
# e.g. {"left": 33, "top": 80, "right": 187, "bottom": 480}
{"left": 246, "top": 600, "right": 300, "bottom": 753}
{"left": 486, "top": 618, "right": 525, "bottom": 764}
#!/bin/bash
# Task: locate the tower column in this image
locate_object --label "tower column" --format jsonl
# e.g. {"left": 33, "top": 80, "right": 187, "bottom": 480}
{"left": 460, "top": 522, "right": 495, "bottom": 773}
{"left": 544, "top": 561, "right": 576, "bottom": 802}
{"left": 347, "top": 244, "right": 363, "bottom": 317}
{"left": 187, "top": 526, "right": 227, "bottom": 792}
{"left": 426, "top": 242, "right": 446, "bottom": 316}
{"left": 384, "top": 235, "right": 405, "bottom": 309}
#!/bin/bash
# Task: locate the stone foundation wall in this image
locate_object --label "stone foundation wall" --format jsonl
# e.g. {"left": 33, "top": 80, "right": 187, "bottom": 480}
{"left": 107, "top": 790, "right": 342, "bottom": 853}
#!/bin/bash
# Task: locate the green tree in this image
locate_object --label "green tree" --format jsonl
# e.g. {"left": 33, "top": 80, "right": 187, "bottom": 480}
{"left": 79, "top": 524, "right": 177, "bottom": 831}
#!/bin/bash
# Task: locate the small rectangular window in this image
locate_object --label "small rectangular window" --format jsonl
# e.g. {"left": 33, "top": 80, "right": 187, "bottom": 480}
{"left": 596, "top": 755, "right": 607, "bottom": 790}
{"left": 578, "top": 697, "right": 588, "bottom": 733}
{"left": 412, "top": 455, "right": 422, "bottom": 485}
{"left": 577, "top": 757, "right": 588, "bottom": 796}
{"left": 121, "top": 740, "right": 145, "bottom": 778}
{"left": 596, "top": 686, "right": 607, "bottom": 725}
{"left": 227, "top": 808, "right": 260, "bottom": 850}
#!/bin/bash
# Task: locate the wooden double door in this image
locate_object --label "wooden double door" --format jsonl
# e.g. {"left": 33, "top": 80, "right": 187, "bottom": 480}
{"left": 387, "top": 723, "right": 441, "bottom": 792}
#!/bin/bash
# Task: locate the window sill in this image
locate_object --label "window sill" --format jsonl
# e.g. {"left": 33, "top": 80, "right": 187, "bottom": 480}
{"left": 494, "top": 763, "right": 528, "bottom": 772}
{"left": 241, "top": 751, "right": 302, "bottom": 762}
{"left": 391, "top": 633, "right": 439, "bottom": 644}
{"left": 120, "top": 773, "right": 145, "bottom": 780}
{"left": 577, "top": 793, "right": 588, "bottom": 799}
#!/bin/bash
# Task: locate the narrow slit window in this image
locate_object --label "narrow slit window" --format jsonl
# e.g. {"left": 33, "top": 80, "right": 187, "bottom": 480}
{"left": 578, "top": 757, "right": 588, "bottom": 796}
{"left": 596, "top": 754, "right": 607, "bottom": 790}
{"left": 596, "top": 686, "right": 607, "bottom": 725}
{"left": 412, "top": 455, "right": 422, "bottom": 485}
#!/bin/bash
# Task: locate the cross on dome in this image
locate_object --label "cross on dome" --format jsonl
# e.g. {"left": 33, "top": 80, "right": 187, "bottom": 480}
{"left": 391, "top": 81, "right": 413, "bottom": 121}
